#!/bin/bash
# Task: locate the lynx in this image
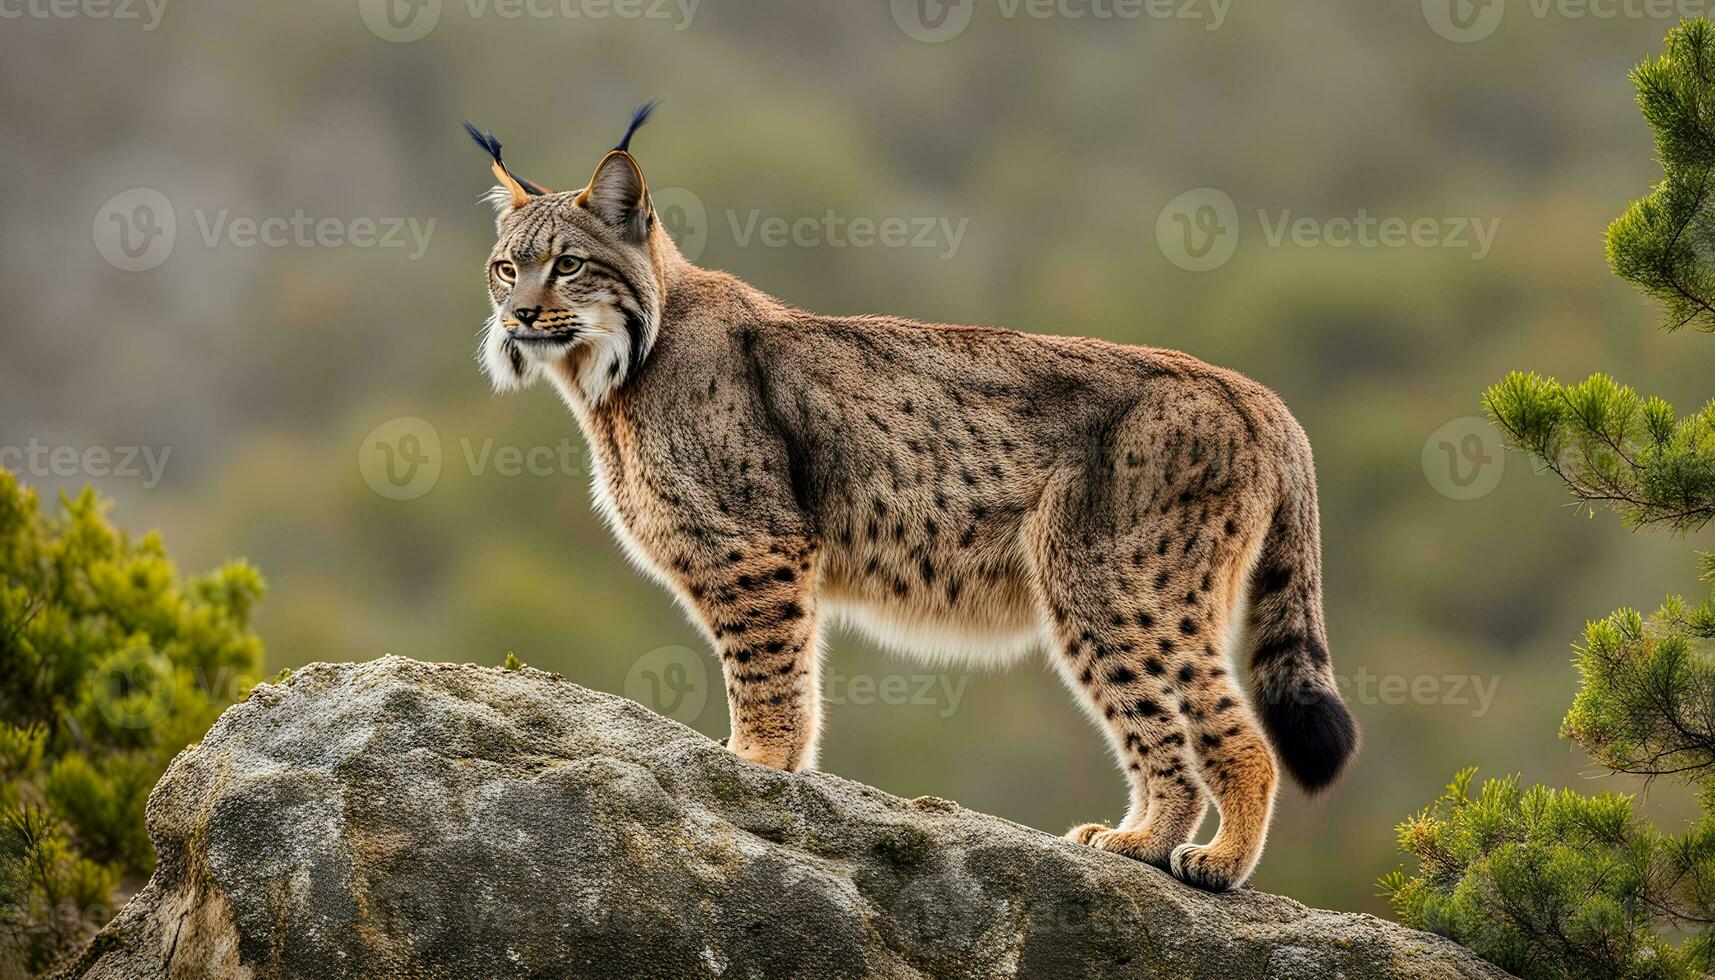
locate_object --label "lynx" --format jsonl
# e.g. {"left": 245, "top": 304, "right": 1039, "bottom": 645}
{"left": 463, "top": 106, "right": 1356, "bottom": 891}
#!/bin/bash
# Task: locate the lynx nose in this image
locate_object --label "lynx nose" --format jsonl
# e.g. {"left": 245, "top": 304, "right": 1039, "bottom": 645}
{"left": 511, "top": 306, "right": 541, "bottom": 328}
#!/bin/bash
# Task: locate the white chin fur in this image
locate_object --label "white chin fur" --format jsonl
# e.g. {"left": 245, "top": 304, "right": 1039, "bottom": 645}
{"left": 478, "top": 315, "right": 543, "bottom": 392}
{"left": 479, "top": 305, "right": 641, "bottom": 405}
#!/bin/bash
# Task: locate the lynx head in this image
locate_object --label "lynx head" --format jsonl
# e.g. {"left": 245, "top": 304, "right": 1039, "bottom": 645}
{"left": 466, "top": 103, "right": 669, "bottom": 405}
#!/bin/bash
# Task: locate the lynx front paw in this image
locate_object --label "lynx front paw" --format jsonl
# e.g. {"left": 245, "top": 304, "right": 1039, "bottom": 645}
{"left": 1168, "top": 843, "right": 1249, "bottom": 892}
{"left": 1065, "top": 822, "right": 1110, "bottom": 845}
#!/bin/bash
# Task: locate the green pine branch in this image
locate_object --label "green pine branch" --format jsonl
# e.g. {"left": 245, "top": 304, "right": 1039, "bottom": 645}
{"left": 1483, "top": 371, "right": 1715, "bottom": 532}
{"left": 1382, "top": 769, "right": 1705, "bottom": 978}
{"left": 1563, "top": 562, "right": 1715, "bottom": 782}
{"left": 1607, "top": 18, "right": 1715, "bottom": 334}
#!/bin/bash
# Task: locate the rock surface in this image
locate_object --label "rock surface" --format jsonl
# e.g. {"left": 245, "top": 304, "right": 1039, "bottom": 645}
{"left": 61, "top": 656, "right": 1504, "bottom": 979}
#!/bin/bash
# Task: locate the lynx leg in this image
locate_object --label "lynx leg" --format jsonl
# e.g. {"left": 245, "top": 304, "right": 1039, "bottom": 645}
{"left": 1022, "top": 521, "right": 1214, "bottom": 865}
{"left": 1169, "top": 666, "right": 1277, "bottom": 891}
{"left": 680, "top": 538, "right": 823, "bottom": 772}
{"left": 1105, "top": 741, "right": 1208, "bottom": 862}
{"left": 1042, "top": 583, "right": 1211, "bottom": 868}
{"left": 1068, "top": 747, "right": 1209, "bottom": 865}
{"left": 1161, "top": 554, "right": 1278, "bottom": 891}
{"left": 1027, "top": 409, "right": 1279, "bottom": 888}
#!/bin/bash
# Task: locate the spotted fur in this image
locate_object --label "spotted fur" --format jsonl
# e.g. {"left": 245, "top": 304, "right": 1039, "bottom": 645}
{"left": 469, "top": 117, "right": 1357, "bottom": 891}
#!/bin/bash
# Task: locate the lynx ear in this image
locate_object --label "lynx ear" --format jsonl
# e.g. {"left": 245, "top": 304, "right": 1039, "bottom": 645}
{"left": 577, "top": 150, "right": 652, "bottom": 242}
{"left": 576, "top": 103, "right": 658, "bottom": 241}
{"left": 462, "top": 121, "right": 551, "bottom": 216}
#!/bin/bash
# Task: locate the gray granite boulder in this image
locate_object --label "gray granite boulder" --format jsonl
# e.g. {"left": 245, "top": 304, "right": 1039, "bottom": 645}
{"left": 60, "top": 656, "right": 1503, "bottom": 979}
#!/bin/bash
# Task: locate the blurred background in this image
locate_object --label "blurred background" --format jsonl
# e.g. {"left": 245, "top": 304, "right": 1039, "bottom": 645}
{"left": 2, "top": 0, "right": 1710, "bottom": 917}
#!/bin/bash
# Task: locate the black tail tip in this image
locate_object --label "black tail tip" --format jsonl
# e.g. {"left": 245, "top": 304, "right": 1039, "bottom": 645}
{"left": 1259, "top": 687, "right": 1357, "bottom": 794}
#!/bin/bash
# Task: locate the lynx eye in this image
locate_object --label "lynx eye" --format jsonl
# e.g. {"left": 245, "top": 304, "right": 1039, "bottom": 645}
{"left": 553, "top": 255, "right": 585, "bottom": 277}
{"left": 492, "top": 260, "right": 517, "bottom": 285}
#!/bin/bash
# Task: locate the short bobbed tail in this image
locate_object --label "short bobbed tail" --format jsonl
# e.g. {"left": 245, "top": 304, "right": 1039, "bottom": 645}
{"left": 1246, "top": 452, "right": 1357, "bottom": 793}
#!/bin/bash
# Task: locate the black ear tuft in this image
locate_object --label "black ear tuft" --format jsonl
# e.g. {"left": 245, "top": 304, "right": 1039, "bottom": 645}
{"left": 615, "top": 101, "right": 659, "bottom": 153}
{"left": 462, "top": 120, "right": 504, "bottom": 163}
{"left": 461, "top": 120, "right": 549, "bottom": 196}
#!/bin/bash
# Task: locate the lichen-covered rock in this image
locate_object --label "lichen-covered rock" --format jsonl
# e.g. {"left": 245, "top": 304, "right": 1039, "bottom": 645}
{"left": 61, "top": 656, "right": 1503, "bottom": 979}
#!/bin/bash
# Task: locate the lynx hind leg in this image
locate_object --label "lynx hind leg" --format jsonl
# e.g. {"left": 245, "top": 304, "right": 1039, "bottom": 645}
{"left": 1050, "top": 552, "right": 1276, "bottom": 891}
{"left": 1035, "top": 470, "right": 1278, "bottom": 888}
{"left": 1168, "top": 666, "right": 1277, "bottom": 891}
{"left": 1109, "top": 534, "right": 1278, "bottom": 892}
{"left": 1044, "top": 576, "right": 1211, "bottom": 869}
{"left": 1029, "top": 489, "right": 1215, "bottom": 869}
{"left": 1063, "top": 745, "right": 1203, "bottom": 859}
{"left": 1155, "top": 526, "right": 1279, "bottom": 891}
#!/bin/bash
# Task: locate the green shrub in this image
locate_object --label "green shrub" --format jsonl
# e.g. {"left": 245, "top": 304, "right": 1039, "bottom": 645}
{"left": 1384, "top": 769, "right": 1707, "bottom": 978}
{"left": 0, "top": 471, "right": 263, "bottom": 974}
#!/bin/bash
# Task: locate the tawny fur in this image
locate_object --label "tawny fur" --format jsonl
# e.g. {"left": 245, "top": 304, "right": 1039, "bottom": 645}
{"left": 470, "top": 133, "right": 1357, "bottom": 892}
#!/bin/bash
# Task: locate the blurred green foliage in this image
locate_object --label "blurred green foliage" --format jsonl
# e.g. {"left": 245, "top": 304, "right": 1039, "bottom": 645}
{"left": 0, "top": 470, "right": 263, "bottom": 975}
{"left": 1387, "top": 21, "right": 1715, "bottom": 977}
